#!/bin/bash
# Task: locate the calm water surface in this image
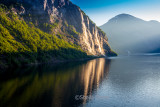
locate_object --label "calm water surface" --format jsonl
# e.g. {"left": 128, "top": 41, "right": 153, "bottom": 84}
{"left": 1, "top": 56, "right": 160, "bottom": 107}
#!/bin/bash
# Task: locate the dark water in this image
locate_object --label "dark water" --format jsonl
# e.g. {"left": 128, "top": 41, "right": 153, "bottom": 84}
{"left": 1, "top": 56, "right": 160, "bottom": 107}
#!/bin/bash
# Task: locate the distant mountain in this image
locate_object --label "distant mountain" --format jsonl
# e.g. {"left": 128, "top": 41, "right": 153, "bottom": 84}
{"left": 100, "top": 13, "right": 160, "bottom": 55}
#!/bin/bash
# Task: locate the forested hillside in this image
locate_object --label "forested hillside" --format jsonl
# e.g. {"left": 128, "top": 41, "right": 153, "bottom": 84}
{"left": 0, "top": 5, "right": 88, "bottom": 69}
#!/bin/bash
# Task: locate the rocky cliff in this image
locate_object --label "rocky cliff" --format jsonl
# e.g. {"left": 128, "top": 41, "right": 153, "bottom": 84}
{"left": 1, "top": 0, "right": 116, "bottom": 56}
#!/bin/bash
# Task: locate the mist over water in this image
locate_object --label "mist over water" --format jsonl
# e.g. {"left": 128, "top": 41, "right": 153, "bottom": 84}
{"left": 1, "top": 56, "right": 160, "bottom": 107}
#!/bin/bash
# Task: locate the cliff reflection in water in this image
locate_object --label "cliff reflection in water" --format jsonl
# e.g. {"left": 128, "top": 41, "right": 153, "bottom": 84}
{"left": 0, "top": 58, "right": 111, "bottom": 107}
{"left": 81, "top": 58, "right": 110, "bottom": 104}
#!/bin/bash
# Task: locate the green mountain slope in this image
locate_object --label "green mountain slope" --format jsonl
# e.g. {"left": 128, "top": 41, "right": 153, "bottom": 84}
{"left": 0, "top": 5, "right": 88, "bottom": 69}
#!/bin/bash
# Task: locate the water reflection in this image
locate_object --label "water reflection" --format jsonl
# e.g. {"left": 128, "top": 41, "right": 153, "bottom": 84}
{"left": 80, "top": 58, "right": 110, "bottom": 104}
{"left": 86, "top": 56, "right": 160, "bottom": 107}
{"left": 0, "top": 58, "right": 111, "bottom": 107}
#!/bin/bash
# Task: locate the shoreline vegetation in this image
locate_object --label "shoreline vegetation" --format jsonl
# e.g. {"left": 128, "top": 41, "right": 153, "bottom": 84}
{"left": 0, "top": 55, "right": 112, "bottom": 72}
{"left": 0, "top": 4, "right": 117, "bottom": 71}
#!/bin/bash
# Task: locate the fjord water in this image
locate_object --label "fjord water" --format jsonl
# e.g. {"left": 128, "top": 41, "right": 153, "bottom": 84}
{"left": 1, "top": 56, "right": 160, "bottom": 107}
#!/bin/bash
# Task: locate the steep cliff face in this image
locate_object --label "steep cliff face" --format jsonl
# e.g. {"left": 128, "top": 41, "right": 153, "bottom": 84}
{"left": 1, "top": 0, "right": 116, "bottom": 56}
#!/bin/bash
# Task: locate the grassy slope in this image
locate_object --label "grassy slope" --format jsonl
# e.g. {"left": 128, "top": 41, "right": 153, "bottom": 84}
{"left": 0, "top": 6, "right": 89, "bottom": 69}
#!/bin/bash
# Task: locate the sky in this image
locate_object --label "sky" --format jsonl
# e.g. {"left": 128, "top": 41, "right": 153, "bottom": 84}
{"left": 71, "top": 0, "right": 160, "bottom": 26}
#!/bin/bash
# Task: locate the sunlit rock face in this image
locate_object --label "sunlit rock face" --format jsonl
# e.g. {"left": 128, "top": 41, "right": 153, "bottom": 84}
{"left": 1, "top": 0, "right": 114, "bottom": 56}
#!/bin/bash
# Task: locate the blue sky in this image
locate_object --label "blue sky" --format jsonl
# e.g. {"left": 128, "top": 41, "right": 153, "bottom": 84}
{"left": 71, "top": 0, "right": 160, "bottom": 26}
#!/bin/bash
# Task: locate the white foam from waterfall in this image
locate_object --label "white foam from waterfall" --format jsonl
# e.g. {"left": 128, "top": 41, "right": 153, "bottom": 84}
{"left": 80, "top": 11, "right": 105, "bottom": 55}
{"left": 80, "top": 12, "right": 93, "bottom": 53}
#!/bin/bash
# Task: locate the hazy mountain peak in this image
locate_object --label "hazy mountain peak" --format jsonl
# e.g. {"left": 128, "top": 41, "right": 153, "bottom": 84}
{"left": 115, "top": 13, "right": 134, "bottom": 18}
{"left": 100, "top": 13, "right": 160, "bottom": 55}
{"left": 112, "top": 13, "right": 136, "bottom": 20}
{"left": 107, "top": 13, "right": 144, "bottom": 24}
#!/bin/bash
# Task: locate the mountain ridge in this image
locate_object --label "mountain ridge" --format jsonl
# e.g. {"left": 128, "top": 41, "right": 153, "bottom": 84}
{"left": 102, "top": 13, "right": 160, "bottom": 26}
{"left": 100, "top": 13, "right": 160, "bottom": 55}
{"left": 0, "top": 0, "right": 117, "bottom": 69}
{"left": 2, "top": 0, "right": 115, "bottom": 55}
